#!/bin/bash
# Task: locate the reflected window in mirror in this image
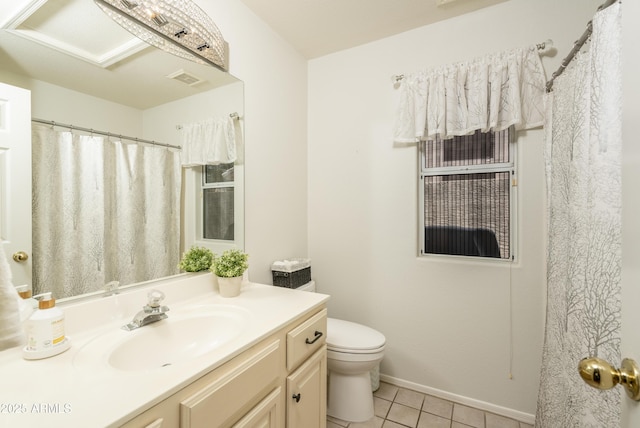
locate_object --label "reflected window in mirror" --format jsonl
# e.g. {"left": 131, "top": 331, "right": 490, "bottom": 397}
{"left": 202, "top": 164, "right": 235, "bottom": 241}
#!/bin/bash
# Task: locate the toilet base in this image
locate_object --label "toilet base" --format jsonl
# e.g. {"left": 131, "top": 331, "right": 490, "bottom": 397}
{"left": 327, "top": 370, "right": 374, "bottom": 422}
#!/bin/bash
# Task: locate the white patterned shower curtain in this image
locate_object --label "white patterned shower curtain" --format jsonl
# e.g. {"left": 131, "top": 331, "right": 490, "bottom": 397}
{"left": 31, "top": 125, "right": 181, "bottom": 299}
{"left": 535, "top": 3, "right": 622, "bottom": 427}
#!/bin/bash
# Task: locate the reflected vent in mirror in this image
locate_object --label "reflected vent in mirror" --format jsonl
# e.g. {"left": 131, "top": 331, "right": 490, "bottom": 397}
{"left": 166, "top": 69, "right": 205, "bottom": 86}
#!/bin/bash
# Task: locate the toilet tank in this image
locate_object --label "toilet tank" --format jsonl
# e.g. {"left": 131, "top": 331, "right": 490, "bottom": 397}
{"left": 296, "top": 281, "right": 316, "bottom": 292}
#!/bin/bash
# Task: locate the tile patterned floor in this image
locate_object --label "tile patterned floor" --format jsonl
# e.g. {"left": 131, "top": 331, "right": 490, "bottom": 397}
{"left": 326, "top": 382, "right": 534, "bottom": 428}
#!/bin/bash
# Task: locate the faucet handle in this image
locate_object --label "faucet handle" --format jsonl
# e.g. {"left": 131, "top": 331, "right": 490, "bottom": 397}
{"left": 147, "top": 289, "right": 165, "bottom": 308}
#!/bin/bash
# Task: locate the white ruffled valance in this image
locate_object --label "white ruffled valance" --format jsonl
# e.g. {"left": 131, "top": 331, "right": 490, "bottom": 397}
{"left": 180, "top": 116, "right": 237, "bottom": 166}
{"left": 394, "top": 45, "right": 546, "bottom": 142}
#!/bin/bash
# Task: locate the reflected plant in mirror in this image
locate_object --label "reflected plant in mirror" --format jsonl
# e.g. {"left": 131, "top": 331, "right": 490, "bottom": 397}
{"left": 178, "top": 246, "right": 214, "bottom": 272}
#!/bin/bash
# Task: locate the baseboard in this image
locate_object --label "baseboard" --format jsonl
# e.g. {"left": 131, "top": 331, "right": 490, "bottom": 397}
{"left": 379, "top": 374, "right": 535, "bottom": 426}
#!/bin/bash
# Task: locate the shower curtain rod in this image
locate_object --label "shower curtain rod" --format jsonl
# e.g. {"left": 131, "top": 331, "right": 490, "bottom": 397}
{"left": 392, "top": 39, "right": 554, "bottom": 83}
{"left": 175, "top": 112, "right": 241, "bottom": 130}
{"left": 545, "top": 0, "right": 620, "bottom": 92}
{"left": 31, "top": 118, "right": 181, "bottom": 150}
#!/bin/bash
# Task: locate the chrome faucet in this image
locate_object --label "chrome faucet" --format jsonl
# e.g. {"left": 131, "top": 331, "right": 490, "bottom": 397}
{"left": 122, "top": 289, "right": 170, "bottom": 331}
{"left": 103, "top": 280, "right": 120, "bottom": 297}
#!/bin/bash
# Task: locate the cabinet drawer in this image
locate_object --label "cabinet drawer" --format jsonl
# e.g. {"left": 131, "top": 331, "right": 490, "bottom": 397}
{"left": 287, "top": 309, "right": 327, "bottom": 371}
{"left": 181, "top": 339, "right": 281, "bottom": 427}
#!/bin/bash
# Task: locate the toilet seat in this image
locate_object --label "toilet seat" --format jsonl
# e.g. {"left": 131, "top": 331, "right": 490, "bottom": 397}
{"left": 327, "top": 347, "right": 385, "bottom": 363}
{"left": 327, "top": 318, "right": 385, "bottom": 354}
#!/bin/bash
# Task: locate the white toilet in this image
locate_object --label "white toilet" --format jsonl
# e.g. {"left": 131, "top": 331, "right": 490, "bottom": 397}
{"left": 297, "top": 281, "right": 386, "bottom": 422}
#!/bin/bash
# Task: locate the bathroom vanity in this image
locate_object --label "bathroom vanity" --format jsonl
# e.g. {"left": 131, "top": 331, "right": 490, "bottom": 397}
{"left": 0, "top": 274, "right": 329, "bottom": 428}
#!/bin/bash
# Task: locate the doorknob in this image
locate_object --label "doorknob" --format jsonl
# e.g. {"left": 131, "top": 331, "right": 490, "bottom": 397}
{"left": 12, "top": 251, "right": 29, "bottom": 263}
{"left": 578, "top": 357, "right": 640, "bottom": 400}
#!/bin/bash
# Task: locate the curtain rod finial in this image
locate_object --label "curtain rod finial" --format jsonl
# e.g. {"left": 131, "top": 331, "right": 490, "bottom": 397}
{"left": 537, "top": 39, "right": 554, "bottom": 53}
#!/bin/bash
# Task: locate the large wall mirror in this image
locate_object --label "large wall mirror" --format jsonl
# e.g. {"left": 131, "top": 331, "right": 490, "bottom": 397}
{"left": 0, "top": 0, "right": 244, "bottom": 301}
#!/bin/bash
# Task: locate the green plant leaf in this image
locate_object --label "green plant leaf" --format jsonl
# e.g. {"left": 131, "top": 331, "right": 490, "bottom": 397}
{"left": 178, "top": 246, "right": 214, "bottom": 272}
{"left": 212, "top": 249, "right": 249, "bottom": 278}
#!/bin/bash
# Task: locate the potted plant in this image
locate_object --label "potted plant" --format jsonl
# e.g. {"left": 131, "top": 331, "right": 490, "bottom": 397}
{"left": 212, "top": 249, "right": 249, "bottom": 297}
{"left": 178, "top": 246, "right": 214, "bottom": 272}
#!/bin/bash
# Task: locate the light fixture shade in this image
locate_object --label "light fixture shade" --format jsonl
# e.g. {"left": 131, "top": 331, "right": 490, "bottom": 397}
{"left": 94, "top": 0, "right": 228, "bottom": 71}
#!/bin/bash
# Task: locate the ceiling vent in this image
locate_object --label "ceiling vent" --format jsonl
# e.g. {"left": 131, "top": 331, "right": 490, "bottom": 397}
{"left": 166, "top": 69, "right": 205, "bottom": 86}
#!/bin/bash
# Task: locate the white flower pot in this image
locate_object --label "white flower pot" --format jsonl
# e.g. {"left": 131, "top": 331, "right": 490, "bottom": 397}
{"left": 217, "top": 276, "right": 242, "bottom": 297}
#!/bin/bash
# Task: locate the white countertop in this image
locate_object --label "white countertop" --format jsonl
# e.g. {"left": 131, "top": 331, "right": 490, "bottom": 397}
{"left": 0, "top": 274, "right": 329, "bottom": 428}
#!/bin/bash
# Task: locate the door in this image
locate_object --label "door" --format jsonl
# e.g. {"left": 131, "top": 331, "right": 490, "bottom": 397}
{"left": 0, "top": 82, "right": 31, "bottom": 287}
{"left": 621, "top": 0, "right": 640, "bottom": 425}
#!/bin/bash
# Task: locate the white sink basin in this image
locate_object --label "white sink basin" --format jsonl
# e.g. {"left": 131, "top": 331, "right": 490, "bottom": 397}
{"left": 73, "top": 305, "right": 250, "bottom": 371}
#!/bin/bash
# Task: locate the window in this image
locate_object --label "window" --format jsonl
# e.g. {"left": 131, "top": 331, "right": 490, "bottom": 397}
{"left": 419, "top": 128, "right": 515, "bottom": 260}
{"left": 202, "top": 163, "right": 235, "bottom": 241}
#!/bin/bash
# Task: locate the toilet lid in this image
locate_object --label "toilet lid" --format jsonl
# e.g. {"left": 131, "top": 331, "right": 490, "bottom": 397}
{"left": 327, "top": 318, "right": 385, "bottom": 351}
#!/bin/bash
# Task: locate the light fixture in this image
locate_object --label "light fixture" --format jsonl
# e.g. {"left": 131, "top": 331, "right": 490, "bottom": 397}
{"left": 94, "top": 0, "right": 228, "bottom": 71}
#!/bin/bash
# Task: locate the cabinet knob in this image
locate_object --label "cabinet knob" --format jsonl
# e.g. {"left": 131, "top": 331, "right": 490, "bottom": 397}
{"left": 292, "top": 393, "right": 301, "bottom": 403}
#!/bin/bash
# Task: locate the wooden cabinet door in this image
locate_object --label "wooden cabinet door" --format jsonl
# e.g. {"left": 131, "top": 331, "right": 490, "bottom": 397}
{"left": 286, "top": 347, "right": 326, "bottom": 428}
{"left": 181, "top": 340, "right": 281, "bottom": 428}
{"left": 232, "top": 387, "right": 283, "bottom": 428}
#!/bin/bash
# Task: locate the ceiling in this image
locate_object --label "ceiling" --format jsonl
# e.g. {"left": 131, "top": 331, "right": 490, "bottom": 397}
{"left": 238, "top": 0, "right": 510, "bottom": 59}
{"left": 0, "top": 0, "right": 507, "bottom": 109}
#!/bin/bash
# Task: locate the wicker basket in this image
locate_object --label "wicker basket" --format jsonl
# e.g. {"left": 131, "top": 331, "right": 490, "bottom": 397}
{"left": 271, "top": 259, "right": 311, "bottom": 289}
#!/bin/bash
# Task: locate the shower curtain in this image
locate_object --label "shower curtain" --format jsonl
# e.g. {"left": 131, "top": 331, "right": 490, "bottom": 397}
{"left": 31, "top": 125, "right": 181, "bottom": 298}
{"left": 536, "top": 3, "right": 622, "bottom": 427}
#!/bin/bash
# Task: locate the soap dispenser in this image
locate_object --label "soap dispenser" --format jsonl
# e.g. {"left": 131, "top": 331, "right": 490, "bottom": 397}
{"left": 23, "top": 293, "right": 70, "bottom": 360}
{"left": 15, "top": 285, "right": 36, "bottom": 325}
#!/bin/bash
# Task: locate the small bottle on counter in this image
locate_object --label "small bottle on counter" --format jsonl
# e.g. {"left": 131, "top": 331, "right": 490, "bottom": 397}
{"left": 23, "top": 292, "right": 70, "bottom": 360}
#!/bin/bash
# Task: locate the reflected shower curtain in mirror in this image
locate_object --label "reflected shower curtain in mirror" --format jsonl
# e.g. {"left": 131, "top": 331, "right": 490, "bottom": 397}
{"left": 31, "top": 125, "right": 181, "bottom": 298}
{"left": 536, "top": 3, "right": 621, "bottom": 427}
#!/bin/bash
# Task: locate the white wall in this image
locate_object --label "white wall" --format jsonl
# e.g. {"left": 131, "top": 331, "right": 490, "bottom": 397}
{"left": 142, "top": 80, "right": 244, "bottom": 145}
{"left": 308, "top": 0, "right": 601, "bottom": 418}
{"left": 196, "top": 0, "right": 310, "bottom": 284}
{"left": 0, "top": 74, "right": 143, "bottom": 136}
